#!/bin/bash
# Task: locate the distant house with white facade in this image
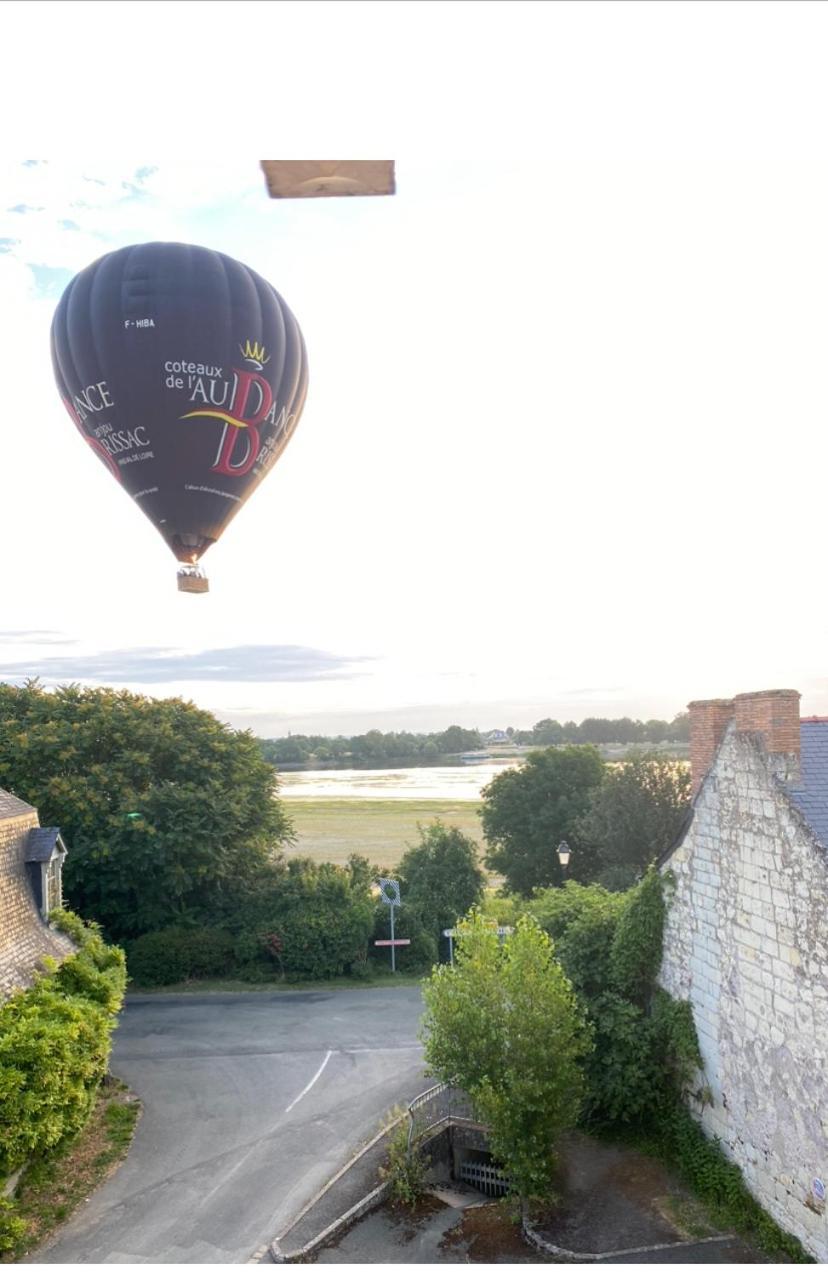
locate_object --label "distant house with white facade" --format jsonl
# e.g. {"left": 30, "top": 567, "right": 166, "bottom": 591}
{"left": 659, "top": 689, "right": 828, "bottom": 1260}
{"left": 0, "top": 787, "right": 73, "bottom": 1002}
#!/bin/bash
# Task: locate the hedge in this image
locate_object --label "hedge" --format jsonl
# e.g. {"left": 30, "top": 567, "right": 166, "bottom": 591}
{"left": 0, "top": 910, "right": 126, "bottom": 1179}
{"left": 125, "top": 926, "right": 235, "bottom": 987}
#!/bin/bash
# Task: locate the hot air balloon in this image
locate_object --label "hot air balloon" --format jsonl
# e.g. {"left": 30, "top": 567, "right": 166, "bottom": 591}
{"left": 50, "top": 242, "right": 308, "bottom": 593}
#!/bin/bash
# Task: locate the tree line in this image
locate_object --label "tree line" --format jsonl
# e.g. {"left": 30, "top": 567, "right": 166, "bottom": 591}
{"left": 259, "top": 713, "right": 690, "bottom": 767}
{"left": 0, "top": 681, "right": 690, "bottom": 982}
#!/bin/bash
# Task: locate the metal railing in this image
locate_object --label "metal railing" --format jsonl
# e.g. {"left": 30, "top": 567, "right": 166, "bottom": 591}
{"left": 406, "top": 1082, "right": 478, "bottom": 1149}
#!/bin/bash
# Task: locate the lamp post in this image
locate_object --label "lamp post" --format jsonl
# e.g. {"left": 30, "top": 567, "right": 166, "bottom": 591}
{"left": 557, "top": 840, "right": 571, "bottom": 881}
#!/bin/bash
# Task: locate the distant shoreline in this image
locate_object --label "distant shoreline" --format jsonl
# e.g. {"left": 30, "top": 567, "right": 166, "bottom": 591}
{"left": 273, "top": 742, "right": 689, "bottom": 773}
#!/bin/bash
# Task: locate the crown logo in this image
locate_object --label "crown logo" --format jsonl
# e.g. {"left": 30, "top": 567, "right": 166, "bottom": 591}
{"left": 240, "top": 338, "right": 269, "bottom": 370}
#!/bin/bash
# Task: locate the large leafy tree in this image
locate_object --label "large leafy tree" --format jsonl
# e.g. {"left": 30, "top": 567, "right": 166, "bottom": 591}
{"left": 481, "top": 746, "right": 605, "bottom": 895}
{"left": 0, "top": 681, "right": 293, "bottom": 940}
{"left": 397, "top": 820, "right": 486, "bottom": 940}
{"left": 572, "top": 752, "right": 691, "bottom": 888}
{"left": 421, "top": 912, "right": 591, "bottom": 1201}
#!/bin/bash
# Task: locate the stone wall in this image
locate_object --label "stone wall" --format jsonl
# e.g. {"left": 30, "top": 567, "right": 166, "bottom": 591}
{"left": 659, "top": 724, "right": 828, "bottom": 1260}
{"left": 0, "top": 806, "right": 73, "bottom": 1001}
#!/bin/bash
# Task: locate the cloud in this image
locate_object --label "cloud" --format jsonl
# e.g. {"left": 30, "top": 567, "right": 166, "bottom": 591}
{"left": 28, "top": 264, "right": 74, "bottom": 297}
{"left": 0, "top": 644, "right": 370, "bottom": 685}
{"left": 0, "top": 630, "right": 74, "bottom": 646}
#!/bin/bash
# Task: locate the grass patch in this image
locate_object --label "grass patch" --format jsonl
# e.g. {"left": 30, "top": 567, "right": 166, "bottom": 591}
{"left": 656, "top": 1192, "right": 717, "bottom": 1240}
{"left": 128, "top": 970, "right": 426, "bottom": 995}
{"left": 282, "top": 798, "right": 486, "bottom": 871}
{"left": 2, "top": 1080, "right": 140, "bottom": 1263}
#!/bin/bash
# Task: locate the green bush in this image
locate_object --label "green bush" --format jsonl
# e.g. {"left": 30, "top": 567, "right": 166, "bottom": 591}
{"left": 651, "top": 1105, "right": 810, "bottom": 1262}
{"left": 379, "top": 1114, "right": 430, "bottom": 1206}
{"left": 0, "top": 912, "right": 125, "bottom": 1180}
{"left": 0, "top": 1198, "right": 26, "bottom": 1255}
{"left": 531, "top": 881, "right": 626, "bottom": 1001}
{"left": 229, "top": 858, "right": 374, "bottom": 982}
{"left": 608, "top": 868, "right": 666, "bottom": 1006}
{"left": 0, "top": 986, "right": 110, "bottom": 1176}
{"left": 125, "top": 926, "right": 235, "bottom": 987}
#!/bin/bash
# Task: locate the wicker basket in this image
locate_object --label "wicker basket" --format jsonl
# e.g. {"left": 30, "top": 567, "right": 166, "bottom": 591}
{"left": 177, "top": 570, "right": 209, "bottom": 594}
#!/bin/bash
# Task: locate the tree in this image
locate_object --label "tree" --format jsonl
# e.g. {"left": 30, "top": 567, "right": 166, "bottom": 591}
{"left": 481, "top": 746, "right": 605, "bottom": 895}
{"left": 532, "top": 718, "right": 564, "bottom": 746}
{"left": 0, "top": 681, "right": 293, "bottom": 940}
{"left": 572, "top": 752, "right": 691, "bottom": 888}
{"left": 434, "top": 725, "right": 483, "bottom": 754}
{"left": 421, "top": 912, "right": 591, "bottom": 1201}
{"left": 397, "top": 820, "right": 485, "bottom": 940}
{"left": 669, "top": 711, "right": 690, "bottom": 742}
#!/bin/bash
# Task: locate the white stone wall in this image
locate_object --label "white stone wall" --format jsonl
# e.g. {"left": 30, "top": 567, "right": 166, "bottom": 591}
{"left": 659, "top": 724, "right": 828, "bottom": 1261}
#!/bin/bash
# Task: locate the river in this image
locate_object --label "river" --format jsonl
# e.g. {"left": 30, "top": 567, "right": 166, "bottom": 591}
{"left": 277, "top": 760, "right": 523, "bottom": 801}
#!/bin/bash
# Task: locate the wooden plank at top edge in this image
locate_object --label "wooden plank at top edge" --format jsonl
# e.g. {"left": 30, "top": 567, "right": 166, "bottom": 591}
{"left": 260, "top": 160, "right": 395, "bottom": 198}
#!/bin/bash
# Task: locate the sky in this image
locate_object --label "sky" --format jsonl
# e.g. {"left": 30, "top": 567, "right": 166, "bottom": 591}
{"left": 2, "top": 0, "right": 828, "bottom": 737}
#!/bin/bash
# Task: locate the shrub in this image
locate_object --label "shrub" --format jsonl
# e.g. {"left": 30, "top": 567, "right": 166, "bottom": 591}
{"left": 608, "top": 868, "right": 666, "bottom": 1006}
{"left": 0, "top": 986, "right": 111, "bottom": 1175}
{"left": 379, "top": 1113, "right": 430, "bottom": 1207}
{"left": 531, "top": 880, "right": 626, "bottom": 1000}
{"left": 651, "top": 1105, "right": 810, "bottom": 1262}
{"left": 229, "top": 859, "right": 374, "bottom": 981}
{"left": 125, "top": 926, "right": 235, "bottom": 987}
{"left": 0, "top": 909, "right": 126, "bottom": 1185}
{"left": 0, "top": 1198, "right": 26, "bottom": 1255}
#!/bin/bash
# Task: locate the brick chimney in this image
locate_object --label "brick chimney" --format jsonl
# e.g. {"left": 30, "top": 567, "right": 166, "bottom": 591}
{"left": 688, "top": 698, "right": 735, "bottom": 799}
{"left": 733, "top": 689, "right": 801, "bottom": 783}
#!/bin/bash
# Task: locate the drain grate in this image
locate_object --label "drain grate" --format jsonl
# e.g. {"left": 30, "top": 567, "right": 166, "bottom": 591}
{"left": 458, "top": 1157, "right": 510, "bottom": 1197}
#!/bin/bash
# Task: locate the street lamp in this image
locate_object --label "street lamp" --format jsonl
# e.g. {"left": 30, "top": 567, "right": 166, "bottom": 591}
{"left": 557, "top": 841, "right": 571, "bottom": 878}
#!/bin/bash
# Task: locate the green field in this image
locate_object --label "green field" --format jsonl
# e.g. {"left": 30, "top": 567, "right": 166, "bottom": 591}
{"left": 282, "top": 798, "right": 485, "bottom": 871}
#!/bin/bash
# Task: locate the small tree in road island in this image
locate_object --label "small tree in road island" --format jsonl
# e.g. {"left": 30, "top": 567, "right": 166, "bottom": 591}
{"left": 421, "top": 912, "right": 592, "bottom": 1204}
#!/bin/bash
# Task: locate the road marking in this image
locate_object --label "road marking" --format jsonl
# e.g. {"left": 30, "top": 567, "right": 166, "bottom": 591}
{"left": 284, "top": 1049, "right": 333, "bottom": 1113}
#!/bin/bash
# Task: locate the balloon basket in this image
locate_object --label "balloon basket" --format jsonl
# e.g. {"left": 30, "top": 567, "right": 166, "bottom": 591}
{"left": 177, "top": 567, "right": 209, "bottom": 594}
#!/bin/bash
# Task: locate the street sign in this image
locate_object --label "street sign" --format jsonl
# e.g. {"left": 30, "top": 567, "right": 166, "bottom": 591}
{"left": 443, "top": 926, "right": 513, "bottom": 938}
{"left": 375, "top": 878, "right": 403, "bottom": 971}
{"left": 442, "top": 925, "right": 513, "bottom": 966}
{"left": 374, "top": 939, "right": 411, "bottom": 947}
{"left": 377, "top": 878, "right": 400, "bottom": 906}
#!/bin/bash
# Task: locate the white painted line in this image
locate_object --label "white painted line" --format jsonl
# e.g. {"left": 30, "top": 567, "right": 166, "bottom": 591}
{"left": 284, "top": 1049, "right": 333, "bottom": 1113}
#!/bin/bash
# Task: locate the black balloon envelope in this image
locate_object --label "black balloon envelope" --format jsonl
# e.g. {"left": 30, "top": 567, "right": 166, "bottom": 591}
{"left": 50, "top": 242, "right": 308, "bottom": 592}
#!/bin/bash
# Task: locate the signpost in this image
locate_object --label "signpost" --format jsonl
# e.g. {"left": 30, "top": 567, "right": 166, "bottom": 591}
{"left": 376, "top": 877, "right": 403, "bottom": 972}
{"left": 442, "top": 925, "right": 513, "bottom": 966}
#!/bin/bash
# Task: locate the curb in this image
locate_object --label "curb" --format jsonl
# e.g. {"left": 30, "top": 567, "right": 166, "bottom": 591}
{"left": 263, "top": 1113, "right": 405, "bottom": 1263}
{"left": 521, "top": 1211, "right": 736, "bottom": 1262}
{"left": 271, "top": 1182, "right": 391, "bottom": 1263}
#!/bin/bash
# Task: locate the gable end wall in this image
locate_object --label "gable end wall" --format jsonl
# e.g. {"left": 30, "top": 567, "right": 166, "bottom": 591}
{"left": 659, "top": 725, "right": 828, "bottom": 1260}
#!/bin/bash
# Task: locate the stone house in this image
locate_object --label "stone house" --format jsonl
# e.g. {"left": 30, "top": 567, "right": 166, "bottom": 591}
{"left": 0, "top": 786, "right": 74, "bottom": 1002}
{"left": 659, "top": 688, "right": 828, "bottom": 1260}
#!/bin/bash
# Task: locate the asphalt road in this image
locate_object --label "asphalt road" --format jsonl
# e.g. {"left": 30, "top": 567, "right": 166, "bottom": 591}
{"left": 33, "top": 986, "right": 427, "bottom": 1265}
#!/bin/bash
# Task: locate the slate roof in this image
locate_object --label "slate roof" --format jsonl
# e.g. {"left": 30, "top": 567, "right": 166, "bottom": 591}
{"left": 24, "top": 828, "right": 64, "bottom": 863}
{"left": 785, "top": 720, "right": 828, "bottom": 850}
{"left": 0, "top": 787, "right": 36, "bottom": 820}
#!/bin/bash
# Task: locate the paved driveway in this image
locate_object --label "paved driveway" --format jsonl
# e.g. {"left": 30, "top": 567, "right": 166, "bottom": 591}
{"left": 34, "top": 987, "right": 426, "bottom": 1264}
